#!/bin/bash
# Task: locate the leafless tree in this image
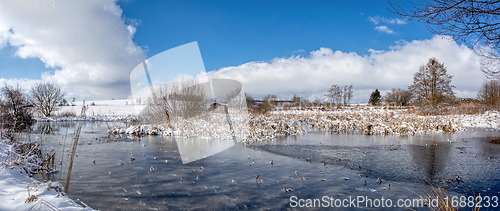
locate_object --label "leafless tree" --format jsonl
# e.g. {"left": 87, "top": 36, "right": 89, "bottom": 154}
{"left": 31, "top": 82, "right": 65, "bottom": 117}
{"left": 384, "top": 88, "right": 414, "bottom": 106}
{"left": 1, "top": 84, "right": 33, "bottom": 125}
{"left": 262, "top": 94, "right": 278, "bottom": 107}
{"left": 409, "top": 58, "right": 455, "bottom": 106}
{"left": 325, "top": 85, "right": 340, "bottom": 106}
{"left": 477, "top": 79, "right": 500, "bottom": 106}
{"left": 326, "top": 84, "right": 354, "bottom": 106}
{"left": 141, "top": 77, "right": 209, "bottom": 123}
{"left": 291, "top": 94, "right": 302, "bottom": 106}
{"left": 344, "top": 84, "right": 354, "bottom": 105}
{"left": 390, "top": 0, "right": 500, "bottom": 78}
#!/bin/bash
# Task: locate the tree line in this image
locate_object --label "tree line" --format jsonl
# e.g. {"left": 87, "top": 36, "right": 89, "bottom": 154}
{"left": 0, "top": 82, "right": 66, "bottom": 126}
{"left": 246, "top": 57, "right": 500, "bottom": 113}
{"left": 368, "top": 58, "right": 500, "bottom": 108}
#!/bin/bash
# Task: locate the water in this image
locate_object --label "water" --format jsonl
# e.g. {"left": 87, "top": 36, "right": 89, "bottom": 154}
{"left": 28, "top": 122, "right": 500, "bottom": 210}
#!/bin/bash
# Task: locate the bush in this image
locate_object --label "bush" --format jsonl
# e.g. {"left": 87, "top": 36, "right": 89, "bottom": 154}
{"left": 477, "top": 80, "right": 500, "bottom": 107}
{"left": 1, "top": 84, "right": 33, "bottom": 128}
{"left": 384, "top": 88, "right": 413, "bottom": 106}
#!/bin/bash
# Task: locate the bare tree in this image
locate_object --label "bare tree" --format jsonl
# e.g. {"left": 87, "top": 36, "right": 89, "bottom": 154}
{"left": 1, "top": 84, "right": 33, "bottom": 125}
{"left": 325, "top": 84, "right": 342, "bottom": 106}
{"left": 477, "top": 80, "right": 500, "bottom": 106}
{"left": 409, "top": 58, "right": 455, "bottom": 106}
{"left": 344, "top": 84, "right": 354, "bottom": 105}
{"left": 291, "top": 94, "right": 302, "bottom": 106}
{"left": 141, "top": 77, "right": 209, "bottom": 123}
{"left": 262, "top": 94, "right": 277, "bottom": 107}
{"left": 390, "top": 0, "right": 500, "bottom": 78}
{"left": 326, "top": 84, "right": 354, "bottom": 106}
{"left": 384, "top": 88, "right": 414, "bottom": 106}
{"left": 31, "top": 82, "right": 65, "bottom": 117}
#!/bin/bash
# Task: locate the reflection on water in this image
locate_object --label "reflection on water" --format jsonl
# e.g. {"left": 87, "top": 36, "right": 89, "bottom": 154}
{"left": 27, "top": 122, "right": 500, "bottom": 210}
{"left": 408, "top": 142, "right": 451, "bottom": 180}
{"left": 258, "top": 128, "right": 500, "bottom": 194}
{"left": 176, "top": 138, "right": 236, "bottom": 164}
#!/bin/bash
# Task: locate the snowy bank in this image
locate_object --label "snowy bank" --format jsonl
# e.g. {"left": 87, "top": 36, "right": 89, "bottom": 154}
{"left": 37, "top": 116, "right": 136, "bottom": 122}
{"left": 0, "top": 139, "right": 92, "bottom": 210}
{"left": 108, "top": 108, "right": 499, "bottom": 142}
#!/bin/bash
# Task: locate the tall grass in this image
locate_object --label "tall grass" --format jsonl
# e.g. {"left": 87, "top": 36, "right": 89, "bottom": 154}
{"left": 412, "top": 181, "right": 481, "bottom": 211}
{"left": 64, "top": 102, "right": 87, "bottom": 193}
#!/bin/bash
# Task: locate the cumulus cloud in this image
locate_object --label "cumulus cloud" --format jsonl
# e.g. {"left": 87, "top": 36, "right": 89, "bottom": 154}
{"left": 208, "top": 35, "right": 485, "bottom": 103}
{"left": 0, "top": 0, "right": 144, "bottom": 100}
{"left": 368, "top": 16, "right": 406, "bottom": 25}
{"left": 375, "top": 26, "right": 395, "bottom": 34}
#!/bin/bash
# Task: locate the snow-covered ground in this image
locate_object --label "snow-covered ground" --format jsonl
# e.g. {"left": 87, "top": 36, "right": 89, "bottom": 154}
{"left": 0, "top": 139, "right": 92, "bottom": 210}
{"left": 38, "top": 100, "right": 143, "bottom": 122}
{"left": 455, "top": 110, "right": 500, "bottom": 128}
{"left": 108, "top": 104, "right": 499, "bottom": 142}
{"left": 44, "top": 100, "right": 500, "bottom": 132}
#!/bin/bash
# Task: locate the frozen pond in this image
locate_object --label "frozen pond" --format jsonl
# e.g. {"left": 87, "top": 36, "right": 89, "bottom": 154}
{"left": 29, "top": 122, "right": 500, "bottom": 210}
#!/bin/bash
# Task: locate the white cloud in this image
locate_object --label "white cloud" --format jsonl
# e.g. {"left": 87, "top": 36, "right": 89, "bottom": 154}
{"left": 368, "top": 16, "right": 406, "bottom": 25}
{"left": 0, "top": 0, "right": 144, "bottom": 100}
{"left": 208, "top": 35, "right": 486, "bottom": 103}
{"left": 375, "top": 26, "right": 395, "bottom": 34}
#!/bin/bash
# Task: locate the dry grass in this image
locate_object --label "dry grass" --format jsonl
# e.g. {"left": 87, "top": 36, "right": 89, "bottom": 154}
{"left": 269, "top": 107, "right": 464, "bottom": 136}
{"left": 111, "top": 105, "right": 498, "bottom": 142}
{"left": 412, "top": 181, "right": 481, "bottom": 211}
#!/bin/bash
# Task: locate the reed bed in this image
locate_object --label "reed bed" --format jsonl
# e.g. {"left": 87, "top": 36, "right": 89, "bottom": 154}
{"left": 271, "top": 107, "right": 466, "bottom": 136}
{"left": 107, "top": 107, "right": 498, "bottom": 143}
{"left": 0, "top": 135, "right": 56, "bottom": 176}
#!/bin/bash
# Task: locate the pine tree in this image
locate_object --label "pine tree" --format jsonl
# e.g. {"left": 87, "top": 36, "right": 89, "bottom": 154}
{"left": 369, "top": 89, "right": 381, "bottom": 105}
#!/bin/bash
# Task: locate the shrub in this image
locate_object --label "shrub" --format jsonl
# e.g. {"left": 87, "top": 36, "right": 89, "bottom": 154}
{"left": 384, "top": 88, "right": 413, "bottom": 106}
{"left": 477, "top": 80, "right": 500, "bottom": 107}
{"left": 0, "top": 84, "right": 33, "bottom": 128}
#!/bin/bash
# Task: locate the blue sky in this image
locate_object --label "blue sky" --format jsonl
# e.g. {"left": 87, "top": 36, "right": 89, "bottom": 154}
{"left": 0, "top": 0, "right": 485, "bottom": 101}
{"left": 118, "top": 0, "right": 433, "bottom": 72}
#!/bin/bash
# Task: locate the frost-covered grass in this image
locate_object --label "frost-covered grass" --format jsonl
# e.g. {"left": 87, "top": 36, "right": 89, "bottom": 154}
{"left": 46, "top": 100, "right": 498, "bottom": 142}
{"left": 271, "top": 107, "right": 466, "bottom": 135}
{"left": 0, "top": 133, "right": 92, "bottom": 210}
{"left": 108, "top": 106, "right": 499, "bottom": 143}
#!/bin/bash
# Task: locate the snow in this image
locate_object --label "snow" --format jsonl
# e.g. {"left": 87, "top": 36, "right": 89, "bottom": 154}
{"left": 103, "top": 101, "right": 499, "bottom": 142}
{"left": 47, "top": 100, "right": 143, "bottom": 120}
{"left": 456, "top": 110, "right": 500, "bottom": 128}
{"left": 0, "top": 139, "right": 92, "bottom": 211}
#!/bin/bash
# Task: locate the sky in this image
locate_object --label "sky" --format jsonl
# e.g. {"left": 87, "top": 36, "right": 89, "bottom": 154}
{"left": 0, "top": 0, "right": 487, "bottom": 102}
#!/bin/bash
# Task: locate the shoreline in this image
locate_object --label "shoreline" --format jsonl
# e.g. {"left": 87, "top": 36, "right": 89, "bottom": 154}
{"left": 0, "top": 139, "right": 92, "bottom": 210}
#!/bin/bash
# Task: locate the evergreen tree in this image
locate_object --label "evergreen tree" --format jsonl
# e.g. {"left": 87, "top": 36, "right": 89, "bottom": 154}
{"left": 369, "top": 89, "right": 381, "bottom": 105}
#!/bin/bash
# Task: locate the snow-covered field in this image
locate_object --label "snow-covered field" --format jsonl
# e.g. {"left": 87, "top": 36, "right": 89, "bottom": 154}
{"left": 0, "top": 139, "right": 92, "bottom": 210}
{"left": 45, "top": 100, "right": 143, "bottom": 121}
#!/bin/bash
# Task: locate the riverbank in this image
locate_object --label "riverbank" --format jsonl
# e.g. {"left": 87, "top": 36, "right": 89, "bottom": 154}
{"left": 0, "top": 137, "right": 92, "bottom": 210}
{"left": 108, "top": 107, "right": 499, "bottom": 142}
